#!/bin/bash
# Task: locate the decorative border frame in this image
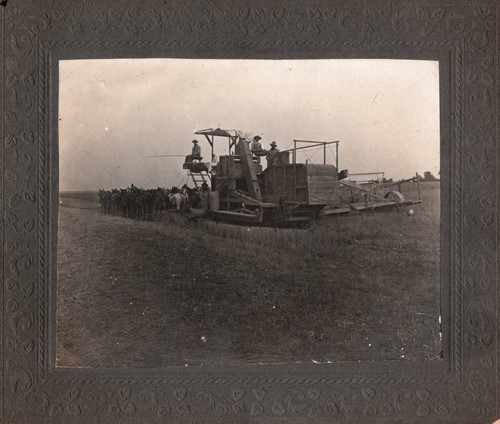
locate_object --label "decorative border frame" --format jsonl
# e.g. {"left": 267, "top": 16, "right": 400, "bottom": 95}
{"left": 1, "top": 1, "right": 498, "bottom": 422}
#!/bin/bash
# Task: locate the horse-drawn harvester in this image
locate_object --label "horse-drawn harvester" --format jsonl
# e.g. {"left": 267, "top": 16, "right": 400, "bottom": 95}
{"left": 183, "top": 128, "right": 422, "bottom": 225}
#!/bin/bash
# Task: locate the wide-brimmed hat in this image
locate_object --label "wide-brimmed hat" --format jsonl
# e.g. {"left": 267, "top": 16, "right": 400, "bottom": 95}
{"left": 192, "top": 139, "right": 198, "bottom": 144}
{"left": 270, "top": 141, "right": 277, "bottom": 147}
{"left": 253, "top": 135, "right": 262, "bottom": 141}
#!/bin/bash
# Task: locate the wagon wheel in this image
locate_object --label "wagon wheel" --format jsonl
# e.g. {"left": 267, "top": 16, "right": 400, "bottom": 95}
{"left": 384, "top": 191, "right": 405, "bottom": 202}
{"left": 263, "top": 206, "right": 282, "bottom": 225}
{"left": 271, "top": 207, "right": 283, "bottom": 224}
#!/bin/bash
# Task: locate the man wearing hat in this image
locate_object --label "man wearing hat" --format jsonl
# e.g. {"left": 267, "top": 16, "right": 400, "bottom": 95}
{"left": 190, "top": 139, "right": 202, "bottom": 160}
{"left": 250, "top": 135, "right": 264, "bottom": 155}
{"left": 266, "top": 141, "right": 280, "bottom": 166}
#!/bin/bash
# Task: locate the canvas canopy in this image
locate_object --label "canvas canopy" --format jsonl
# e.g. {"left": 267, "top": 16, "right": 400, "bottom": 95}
{"left": 195, "top": 128, "right": 237, "bottom": 138}
{"left": 195, "top": 128, "right": 257, "bottom": 141}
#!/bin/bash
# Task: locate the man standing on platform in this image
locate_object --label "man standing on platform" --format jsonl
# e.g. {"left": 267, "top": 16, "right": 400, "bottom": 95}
{"left": 266, "top": 141, "right": 280, "bottom": 166}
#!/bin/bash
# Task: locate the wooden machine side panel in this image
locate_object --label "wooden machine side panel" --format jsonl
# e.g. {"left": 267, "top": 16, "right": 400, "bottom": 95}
{"left": 306, "top": 165, "right": 338, "bottom": 205}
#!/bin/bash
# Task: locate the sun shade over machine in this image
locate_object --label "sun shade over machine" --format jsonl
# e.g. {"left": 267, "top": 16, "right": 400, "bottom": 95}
{"left": 194, "top": 128, "right": 251, "bottom": 157}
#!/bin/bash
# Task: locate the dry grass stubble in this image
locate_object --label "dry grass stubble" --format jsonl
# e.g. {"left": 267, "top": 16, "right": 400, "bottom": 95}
{"left": 57, "top": 183, "right": 440, "bottom": 367}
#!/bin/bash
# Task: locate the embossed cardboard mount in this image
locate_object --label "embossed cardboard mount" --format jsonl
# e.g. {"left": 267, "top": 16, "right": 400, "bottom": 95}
{"left": 1, "top": 0, "right": 498, "bottom": 422}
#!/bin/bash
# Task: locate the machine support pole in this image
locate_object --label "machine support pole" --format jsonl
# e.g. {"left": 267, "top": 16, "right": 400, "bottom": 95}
{"left": 323, "top": 143, "right": 326, "bottom": 164}
{"left": 336, "top": 143, "right": 338, "bottom": 170}
{"left": 416, "top": 172, "right": 422, "bottom": 201}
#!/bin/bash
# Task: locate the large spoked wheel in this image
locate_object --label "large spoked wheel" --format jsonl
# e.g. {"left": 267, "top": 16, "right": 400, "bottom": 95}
{"left": 263, "top": 207, "right": 282, "bottom": 226}
{"left": 384, "top": 191, "right": 405, "bottom": 202}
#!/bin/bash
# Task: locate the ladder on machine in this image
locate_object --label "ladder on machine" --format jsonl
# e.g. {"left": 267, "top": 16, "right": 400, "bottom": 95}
{"left": 235, "top": 139, "right": 262, "bottom": 202}
{"left": 188, "top": 169, "right": 211, "bottom": 189}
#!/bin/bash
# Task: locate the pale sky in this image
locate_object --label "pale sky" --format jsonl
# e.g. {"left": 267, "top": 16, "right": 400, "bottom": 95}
{"left": 59, "top": 58, "right": 440, "bottom": 191}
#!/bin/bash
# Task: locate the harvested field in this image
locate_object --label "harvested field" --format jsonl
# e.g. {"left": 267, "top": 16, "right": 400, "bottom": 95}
{"left": 57, "top": 182, "right": 441, "bottom": 367}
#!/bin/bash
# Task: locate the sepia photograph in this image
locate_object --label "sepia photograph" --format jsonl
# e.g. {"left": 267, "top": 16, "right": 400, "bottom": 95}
{"left": 3, "top": 0, "right": 499, "bottom": 421}
{"left": 56, "top": 58, "right": 441, "bottom": 368}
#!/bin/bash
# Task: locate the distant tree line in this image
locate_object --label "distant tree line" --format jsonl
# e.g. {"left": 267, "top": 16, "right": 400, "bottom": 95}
{"left": 418, "top": 171, "right": 439, "bottom": 182}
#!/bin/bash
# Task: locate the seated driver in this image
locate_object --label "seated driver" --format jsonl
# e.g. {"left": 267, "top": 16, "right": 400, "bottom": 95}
{"left": 190, "top": 139, "right": 202, "bottom": 160}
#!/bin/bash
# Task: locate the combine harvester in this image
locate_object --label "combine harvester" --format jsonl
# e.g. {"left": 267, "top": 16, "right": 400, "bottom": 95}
{"left": 183, "top": 128, "right": 422, "bottom": 226}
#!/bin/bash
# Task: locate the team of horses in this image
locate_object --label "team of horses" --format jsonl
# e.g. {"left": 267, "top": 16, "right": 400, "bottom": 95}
{"left": 98, "top": 184, "right": 200, "bottom": 220}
